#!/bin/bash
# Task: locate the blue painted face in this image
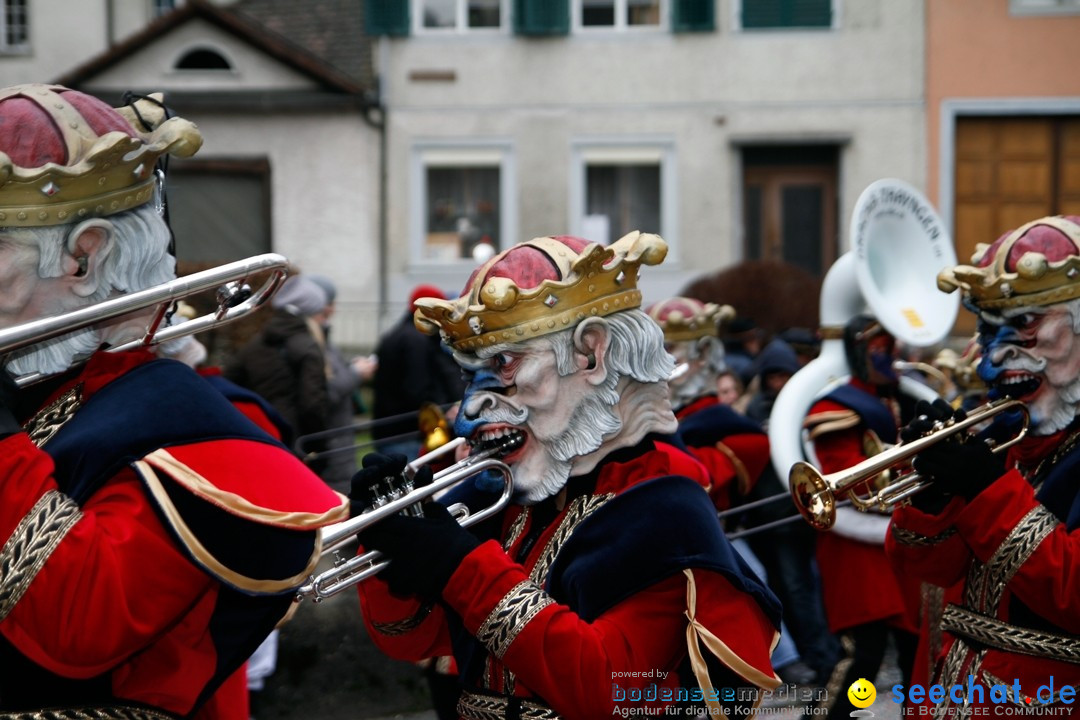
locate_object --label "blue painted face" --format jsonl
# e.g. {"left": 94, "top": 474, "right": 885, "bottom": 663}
{"left": 974, "top": 304, "right": 1080, "bottom": 435}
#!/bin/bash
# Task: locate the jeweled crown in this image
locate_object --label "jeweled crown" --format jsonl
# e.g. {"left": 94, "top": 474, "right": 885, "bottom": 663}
{"left": 647, "top": 297, "right": 735, "bottom": 343}
{"left": 414, "top": 231, "right": 668, "bottom": 352}
{"left": 0, "top": 84, "right": 202, "bottom": 227}
{"left": 938, "top": 215, "right": 1080, "bottom": 310}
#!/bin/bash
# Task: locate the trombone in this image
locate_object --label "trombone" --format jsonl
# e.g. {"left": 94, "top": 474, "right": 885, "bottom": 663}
{"left": 789, "top": 398, "right": 1028, "bottom": 531}
{"left": 296, "top": 434, "right": 520, "bottom": 603}
{"left": 1, "top": 253, "right": 289, "bottom": 387}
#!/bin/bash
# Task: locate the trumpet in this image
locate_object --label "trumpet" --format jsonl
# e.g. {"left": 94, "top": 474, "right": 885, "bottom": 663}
{"left": 1, "top": 254, "right": 289, "bottom": 387}
{"left": 296, "top": 434, "right": 520, "bottom": 603}
{"left": 789, "top": 398, "right": 1028, "bottom": 531}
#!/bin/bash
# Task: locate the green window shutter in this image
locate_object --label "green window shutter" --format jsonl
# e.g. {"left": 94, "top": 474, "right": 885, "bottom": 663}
{"left": 366, "top": 0, "right": 410, "bottom": 36}
{"left": 672, "top": 0, "right": 716, "bottom": 32}
{"left": 514, "top": 0, "right": 569, "bottom": 36}
{"left": 742, "top": 0, "right": 831, "bottom": 29}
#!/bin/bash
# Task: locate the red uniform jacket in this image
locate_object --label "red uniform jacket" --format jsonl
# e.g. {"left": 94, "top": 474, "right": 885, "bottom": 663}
{"left": 0, "top": 349, "right": 349, "bottom": 718}
{"left": 806, "top": 380, "right": 921, "bottom": 634}
{"left": 675, "top": 395, "right": 770, "bottom": 512}
{"left": 886, "top": 427, "right": 1080, "bottom": 714}
{"left": 358, "top": 437, "right": 782, "bottom": 719}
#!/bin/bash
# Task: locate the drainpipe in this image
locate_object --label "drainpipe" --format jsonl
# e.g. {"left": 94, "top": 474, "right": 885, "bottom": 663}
{"left": 361, "top": 37, "right": 390, "bottom": 339}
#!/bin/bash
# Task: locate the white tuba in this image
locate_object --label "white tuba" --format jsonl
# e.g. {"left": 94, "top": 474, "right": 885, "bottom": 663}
{"left": 768, "top": 178, "right": 960, "bottom": 484}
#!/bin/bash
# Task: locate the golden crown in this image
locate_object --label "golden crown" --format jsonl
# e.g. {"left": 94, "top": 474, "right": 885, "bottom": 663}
{"left": 414, "top": 231, "right": 668, "bottom": 351}
{"left": 0, "top": 84, "right": 202, "bottom": 227}
{"left": 647, "top": 297, "right": 735, "bottom": 343}
{"left": 937, "top": 216, "right": 1080, "bottom": 310}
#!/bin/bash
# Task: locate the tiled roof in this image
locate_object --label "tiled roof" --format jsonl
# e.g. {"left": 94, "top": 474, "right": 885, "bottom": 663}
{"left": 231, "top": 0, "right": 373, "bottom": 87}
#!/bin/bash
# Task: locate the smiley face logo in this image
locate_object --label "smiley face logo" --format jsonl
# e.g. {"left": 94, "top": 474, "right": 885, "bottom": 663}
{"left": 847, "top": 678, "right": 876, "bottom": 708}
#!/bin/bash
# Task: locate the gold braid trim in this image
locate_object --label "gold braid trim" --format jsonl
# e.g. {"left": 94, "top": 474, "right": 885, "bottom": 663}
{"left": 892, "top": 525, "right": 957, "bottom": 547}
{"left": 476, "top": 580, "right": 555, "bottom": 660}
{"left": 0, "top": 707, "right": 176, "bottom": 719}
{"left": 942, "top": 605, "right": 1080, "bottom": 664}
{"left": 981, "top": 504, "right": 1058, "bottom": 611}
{"left": 370, "top": 601, "right": 435, "bottom": 636}
{"left": 457, "top": 691, "right": 561, "bottom": 720}
{"left": 0, "top": 490, "right": 82, "bottom": 622}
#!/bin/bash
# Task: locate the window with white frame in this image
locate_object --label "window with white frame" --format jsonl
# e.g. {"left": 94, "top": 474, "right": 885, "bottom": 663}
{"left": 415, "top": 146, "right": 511, "bottom": 263}
{"left": 0, "top": 0, "right": 28, "bottom": 54}
{"left": 418, "top": 0, "right": 505, "bottom": 31}
{"left": 577, "top": 0, "right": 663, "bottom": 30}
{"left": 572, "top": 144, "right": 673, "bottom": 246}
{"left": 1010, "top": 0, "right": 1080, "bottom": 14}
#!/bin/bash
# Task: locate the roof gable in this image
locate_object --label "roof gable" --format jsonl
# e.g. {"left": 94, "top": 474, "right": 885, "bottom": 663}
{"left": 55, "top": 0, "right": 368, "bottom": 96}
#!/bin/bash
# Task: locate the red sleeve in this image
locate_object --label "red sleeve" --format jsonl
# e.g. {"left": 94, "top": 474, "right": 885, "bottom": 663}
{"left": 688, "top": 433, "right": 769, "bottom": 511}
{"left": 0, "top": 434, "right": 211, "bottom": 678}
{"left": 953, "top": 469, "right": 1080, "bottom": 634}
{"left": 355, "top": 549, "right": 454, "bottom": 661}
{"left": 885, "top": 497, "right": 972, "bottom": 588}
{"left": 810, "top": 423, "right": 866, "bottom": 476}
{"left": 441, "top": 542, "right": 777, "bottom": 717}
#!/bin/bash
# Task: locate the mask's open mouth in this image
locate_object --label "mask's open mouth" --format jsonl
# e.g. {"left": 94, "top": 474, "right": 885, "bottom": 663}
{"left": 997, "top": 371, "right": 1041, "bottom": 400}
{"left": 469, "top": 425, "right": 527, "bottom": 459}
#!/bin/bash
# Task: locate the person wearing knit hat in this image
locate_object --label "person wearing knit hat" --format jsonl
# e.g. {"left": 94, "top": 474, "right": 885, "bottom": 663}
{"left": 0, "top": 84, "right": 346, "bottom": 716}
{"left": 270, "top": 275, "right": 330, "bottom": 317}
{"left": 369, "top": 283, "right": 463, "bottom": 460}
{"left": 887, "top": 216, "right": 1080, "bottom": 715}
{"left": 353, "top": 232, "right": 782, "bottom": 718}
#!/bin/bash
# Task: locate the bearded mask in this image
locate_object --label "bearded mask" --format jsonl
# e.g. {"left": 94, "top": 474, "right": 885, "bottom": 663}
{"left": 939, "top": 216, "right": 1080, "bottom": 435}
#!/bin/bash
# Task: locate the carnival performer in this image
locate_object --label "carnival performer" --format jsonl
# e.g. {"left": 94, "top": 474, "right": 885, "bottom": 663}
{"left": 886, "top": 216, "right": 1080, "bottom": 715}
{"left": 646, "top": 296, "right": 831, "bottom": 687}
{"left": 646, "top": 297, "right": 768, "bottom": 511}
{"left": 0, "top": 84, "right": 348, "bottom": 718}
{"left": 353, "top": 233, "right": 783, "bottom": 719}
{"left": 804, "top": 314, "right": 920, "bottom": 718}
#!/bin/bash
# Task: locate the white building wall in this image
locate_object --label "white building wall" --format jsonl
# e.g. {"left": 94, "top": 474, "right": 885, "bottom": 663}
{"left": 379, "top": 0, "right": 926, "bottom": 310}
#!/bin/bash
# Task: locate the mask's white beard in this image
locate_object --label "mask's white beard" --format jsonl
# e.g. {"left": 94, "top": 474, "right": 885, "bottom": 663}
{"left": 670, "top": 370, "right": 713, "bottom": 410}
{"left": 515, "top": 389, "right": 622, "bottom": 504}
{"left": 5, "top": 327, "right": 103, "bottom": 378}
{"left": 1030, "top": 375, "right": 1080, "bottom": 435}
{"left": 993, "top": 351, "right": 1078, "bottom": 436}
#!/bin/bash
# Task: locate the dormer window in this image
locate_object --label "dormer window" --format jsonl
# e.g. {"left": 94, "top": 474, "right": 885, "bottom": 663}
{"left": 175, "top": 47, "right": 232, "bottom": 70}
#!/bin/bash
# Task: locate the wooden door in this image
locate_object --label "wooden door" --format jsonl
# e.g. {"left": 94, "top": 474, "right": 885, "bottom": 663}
{"left": 954, "top": 116, "right": 1080, "bottom": 335}
{"left": 743, "top": 164, "right": 838, "bottom": 277}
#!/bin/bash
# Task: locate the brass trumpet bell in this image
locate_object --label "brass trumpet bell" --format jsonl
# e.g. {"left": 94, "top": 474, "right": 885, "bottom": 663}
{"left": 789, "top": 398, "right": 1028, "bottom": 531}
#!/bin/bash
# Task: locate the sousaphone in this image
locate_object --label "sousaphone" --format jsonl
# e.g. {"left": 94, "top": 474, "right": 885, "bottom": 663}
{"left": 768, "top": 178, "right": 959, "bottom": 527}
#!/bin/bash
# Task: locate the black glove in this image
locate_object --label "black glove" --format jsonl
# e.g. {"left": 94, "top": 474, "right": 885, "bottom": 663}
{"left": 0, "top": 369, "right": 21, "bottom": 439}
{"left": 358, "top": 500, "right": 480, "bottom": 600}
{"left": 901, "top": 400, "right": 1004, "bottom": 512}
{"left": 350, "top": 452, "right": 410, "bottom": 519}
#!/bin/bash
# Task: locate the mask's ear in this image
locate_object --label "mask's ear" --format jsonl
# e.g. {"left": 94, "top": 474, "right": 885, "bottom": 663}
{"left": 64, "top": 219, "right": 115, "bottom": 298}
{"left": 572, "top": 317, "right": 611, "bottom": 386}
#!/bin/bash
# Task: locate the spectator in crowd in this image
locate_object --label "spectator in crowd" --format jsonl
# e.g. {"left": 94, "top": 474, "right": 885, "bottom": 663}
{"left": 744, "top": 337, "right": 801, "bottom": 428}
{"left": 371, "top": 284, "right": 466, "bottom": 459}
{"left": 226, "top": 274, "right": 332, "bottom": 451}
{"left": 308, "top": 274, "right": 377, "bottom": 492}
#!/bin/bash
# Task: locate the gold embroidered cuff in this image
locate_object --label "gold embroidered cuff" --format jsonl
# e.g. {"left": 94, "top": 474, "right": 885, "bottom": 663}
{"left": 891, "top": 525, "right": 957, "bottom": 547}
{"left": 0, "top": 490, "right": 82, "bottom": 622}
{"left": 476, "top": 580, "right": 555, "bottom": 659}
